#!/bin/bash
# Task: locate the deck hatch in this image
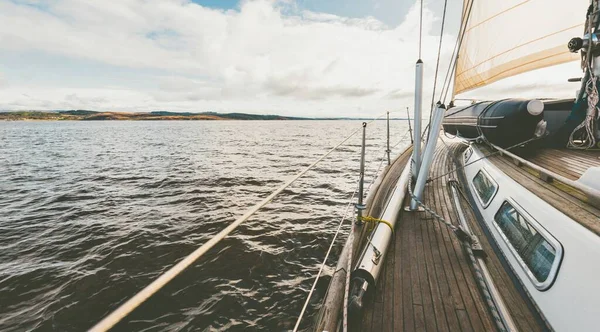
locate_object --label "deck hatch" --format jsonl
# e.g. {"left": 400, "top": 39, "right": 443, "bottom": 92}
{"left": 493, "top": 200, "right": 562, "bottom": 290}
{"left": 472, "top": 169, "right": 498, "bottom": 208}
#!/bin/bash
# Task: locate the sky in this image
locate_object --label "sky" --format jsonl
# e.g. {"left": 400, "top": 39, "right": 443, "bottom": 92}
{"left": 0, "top": 0, "right": 584, "bottom": 117}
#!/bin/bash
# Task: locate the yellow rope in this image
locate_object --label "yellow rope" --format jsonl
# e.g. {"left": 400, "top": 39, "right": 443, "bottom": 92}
{"left": 359, "top": 216, "right": 394, "bottom": 235}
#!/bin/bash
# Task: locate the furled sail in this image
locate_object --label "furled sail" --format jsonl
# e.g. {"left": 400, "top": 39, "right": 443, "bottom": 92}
{"left": 454, "top": 0, "right": 590, "bottom": 95}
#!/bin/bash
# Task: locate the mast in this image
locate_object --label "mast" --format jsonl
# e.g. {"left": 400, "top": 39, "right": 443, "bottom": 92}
{"left": 411, "top": 59, "right": 423, "bottom": 181}
{"left": 410, "top": 0, "right": 424, "bottom": 183}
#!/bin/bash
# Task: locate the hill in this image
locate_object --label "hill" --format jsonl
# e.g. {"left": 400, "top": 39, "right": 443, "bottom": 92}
{"left": 0, "top": 110, "right": 304, "bottom": 121}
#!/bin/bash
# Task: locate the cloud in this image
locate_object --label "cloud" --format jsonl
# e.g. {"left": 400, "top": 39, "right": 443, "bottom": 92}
{"left": 0, "top": 0, "right": 580, "bottom": 116}
{"left": 0, "top": 73, "right": 7, "bottom": 89}
{"left": 385, "top": 89, "right": 413, "bottom": 100}
{"left": 265, "top": 78, "right": 380, "bottom": 99}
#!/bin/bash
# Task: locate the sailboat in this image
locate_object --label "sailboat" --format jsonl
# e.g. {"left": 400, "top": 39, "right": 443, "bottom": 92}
{"left": 314, "top": 0, "right": 600, "bottom": 331}
{"left": 87, "top": 1, "right": 600, "bottom": 331}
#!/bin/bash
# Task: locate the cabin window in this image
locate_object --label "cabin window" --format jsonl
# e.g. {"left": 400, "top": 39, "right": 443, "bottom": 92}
{"left": 472, "top": 170, "right": 497, "bottom": 207}
{"left": 494, "top": 201, "right": 559, "bottom": 287}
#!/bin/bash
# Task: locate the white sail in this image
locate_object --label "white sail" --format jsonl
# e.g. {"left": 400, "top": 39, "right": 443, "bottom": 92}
{"left": 454, "top": 0, "right": 590, "bottom": 95}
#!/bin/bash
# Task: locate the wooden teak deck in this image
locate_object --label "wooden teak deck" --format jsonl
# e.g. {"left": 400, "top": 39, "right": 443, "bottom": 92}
{"left": 356, "top": 141, "right": 545, "bottom": 332}
{"left": 487, "top": 146, "right": 600, "bottom": 236}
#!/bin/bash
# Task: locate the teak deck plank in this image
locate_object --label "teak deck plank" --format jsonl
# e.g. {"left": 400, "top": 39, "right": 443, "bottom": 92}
{"left": 382, "top": 240, "right": 395, "bottom": 332}
{"left": 400, "top": 207, "right": 415, "bottom": 332}
{"left": 521, "top": 148, "right": 600, "bottom": 180}
{"left": 358, "top": 142, "right": 506, "bottom": 331}
{"left": 433, "top": 148, "right": 491, "bottom": 332}
{"left": 392, "top": 215, "right": 404, "bottom": 332}
{"left": 355, "top": 139, "right": 558, "bottom": 332}
{"left": 451, "top": 144, "right": 546, "bottom": 332}
{"left": 371, "top": 260, "right": 385, "bottom": 332}
{"left": 487, "top": 150, "right": 600, "bottom": 236}
{"left": 420, "top": 194, "right": 449, "bottom": 332}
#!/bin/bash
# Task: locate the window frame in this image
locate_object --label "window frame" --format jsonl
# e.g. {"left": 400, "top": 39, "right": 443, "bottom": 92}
{"left": 463, "top": 146, "right": 473, "bottom": 163}
{"left": 470, "top": 168, "right": 499, "bottom": 209}
{"left": 492, "top": 199, "right": 563, "bottom": 291}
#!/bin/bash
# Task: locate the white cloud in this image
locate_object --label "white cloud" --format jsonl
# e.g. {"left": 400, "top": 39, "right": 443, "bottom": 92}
{"left": 0, "top": 73, "right": 7, "bottom": 89}
{"left": 0, "top": 0, "right": 581, "bottom": 116}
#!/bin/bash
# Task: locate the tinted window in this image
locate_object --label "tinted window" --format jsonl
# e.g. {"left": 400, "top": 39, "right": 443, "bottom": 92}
{"left": 472, "top": 170, "right": 497, "bottom": 206}
{"left": 494, "top": 202, "right": 557, "bottom": 282}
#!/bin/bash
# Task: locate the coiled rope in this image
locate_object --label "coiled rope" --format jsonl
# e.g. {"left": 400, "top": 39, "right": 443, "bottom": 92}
{"left": 569, "top": 1, "right": 598, "bottom": 150}
{"left": 90, "top": 115, "right": 392, "bottom": 332}
{"left": 358, "top": 216, "right": 394, "bottom": 234}
{"left": 568, "top": 61, "right": 599, "bottom": 149}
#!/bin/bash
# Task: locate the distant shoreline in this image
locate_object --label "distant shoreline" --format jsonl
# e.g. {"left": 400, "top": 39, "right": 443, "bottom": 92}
{"left": 0, "top": 111, "right": 409, "bottom": 121}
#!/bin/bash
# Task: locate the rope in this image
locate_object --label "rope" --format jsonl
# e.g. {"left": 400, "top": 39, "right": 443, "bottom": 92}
{"left": 359, "top": 216, "right": 394, "bottom": 235}
{"left": 293, "top": 122, "right": 410, "bottom": 332}
{"left": 426, "top": 135, "right": 540, "bottom": 184}
{"left": 450, "top": 169, "right": 553, "bottom": 331}
{"left": 463, "top": 241, "right": 508, "bottom": 332}
{"left": 405, "top": 132, "right": 541, "bottom": 240}
{"left": 410, "top": 138, "right": 508, "bottom": 331}
{"left": 89, "top": 116, "right": 391, "bottom": 332}
{"left": 568, "top": 61, "right": 599, "bottom": 149}
{"left": 406, "top": 107, "right": 414, "bottom": 144}
{"left": 343, "top": 216, "right": 354, "bottom": 332}
{"left": 344, "top": 129, "right": 411, "bottom": 332}
{"left": 366, "top": 151, "right": 389, "bottom": 195}
{"left": 293, "top": 183, "right": 359, "bottom": 332}
{"left": 407, "top": 160, "right": 458, "bottom": 232}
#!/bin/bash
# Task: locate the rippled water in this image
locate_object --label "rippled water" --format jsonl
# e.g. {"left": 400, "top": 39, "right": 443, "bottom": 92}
{"left": 0, "top": 120, "right": 410, "bottom": 331}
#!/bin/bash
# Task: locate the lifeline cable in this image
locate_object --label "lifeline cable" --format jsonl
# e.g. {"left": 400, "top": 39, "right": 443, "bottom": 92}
{"left": 90, "top": 113, "right": 391, "bottom": 332}
{"left": 293, "top": 183, "right": 359, "bottom": 332}
{"left": 294, "top": 128, "right": 411, "bottom": 332}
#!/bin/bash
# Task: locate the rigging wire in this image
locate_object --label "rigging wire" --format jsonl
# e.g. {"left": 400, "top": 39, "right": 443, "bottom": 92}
{"left": 89, "top": 112, "right": 391, "bottom": 332}
{"left": 427, "top": 0, "right": 449, "bottom": 129}
{"left": 293, "top": 182, "right": 359, "bottom": 332}
{"left": 426, "top": 135, "right": 541, "bottom": 184}
{"left": 430, "top": 0, "right": 449, "bottom": 103}
{"left": 440, "top": 0, "right": 476, "bottom": 104}
{"left": 343, "top": 129, "right": 411, "bottom": 332}
{"left": 294, "top": 125, "right": 411, "bottom": 331}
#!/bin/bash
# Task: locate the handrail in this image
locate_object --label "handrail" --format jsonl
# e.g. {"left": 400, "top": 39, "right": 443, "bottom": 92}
{"left": 490, "top": 143, "right": 600, "bottom": 208}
